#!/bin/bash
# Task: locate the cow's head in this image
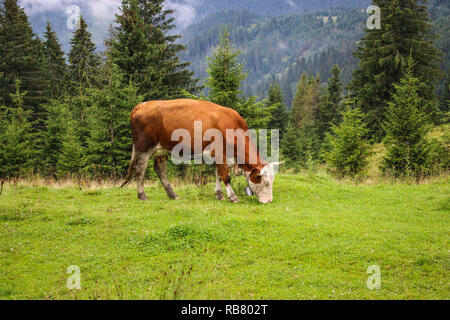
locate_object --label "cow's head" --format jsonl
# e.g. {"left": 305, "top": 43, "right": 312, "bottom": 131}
{"left": 247, "top": 162, "right": 283, "bottom": 204}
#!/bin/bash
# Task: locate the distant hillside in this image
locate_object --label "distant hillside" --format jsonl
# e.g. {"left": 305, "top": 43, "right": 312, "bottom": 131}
{"left": 180, "top": 9, "right": 366, "bottom": 100}
{"left": 182, "top": 0, "right": 371, "bottom": 18}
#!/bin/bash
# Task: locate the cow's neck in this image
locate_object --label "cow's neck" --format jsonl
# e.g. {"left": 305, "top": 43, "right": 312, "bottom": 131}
{"left": 239, "top": 136, "right": 267, "bottom": 172}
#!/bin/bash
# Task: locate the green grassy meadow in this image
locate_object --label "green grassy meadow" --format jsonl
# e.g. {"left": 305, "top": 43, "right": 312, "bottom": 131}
{"left": 0, "top": 173, "right": 449, "bottom": 300}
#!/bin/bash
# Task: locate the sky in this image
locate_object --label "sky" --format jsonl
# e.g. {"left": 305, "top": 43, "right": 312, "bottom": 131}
{"left": 19, "top": 0, "right": 199, "bottom": 51}
{"left": 20, "top": 0, "right": 198, "bottom": 29}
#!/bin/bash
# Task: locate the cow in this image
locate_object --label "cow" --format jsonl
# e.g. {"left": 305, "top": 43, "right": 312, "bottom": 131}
{"left": 120, "top": 99, "right": 281, "bottom": 204}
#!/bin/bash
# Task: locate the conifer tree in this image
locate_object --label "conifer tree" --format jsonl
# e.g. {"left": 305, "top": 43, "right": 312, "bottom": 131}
{"left": 267, "top": 81, "right": 288, "bottom": 138}
{"left": 68, "top": 16, "right": 100, "bottom": 93}
{"left": 0, "top": 80, "right": 36, "bottom": 177}
{"left": 324, "top": 100, "right": 371, "bottom": 178}
{"left": 0, "top": 0, "right": 49, "bottom": 120}
{"left": 43, "top": 21, "right": 67, "bottom": 98}
{"left": 57, "top": 117, "right": 85, "bottom": 177}
{"left": 381, "top": 61, "right": 433, "bottom": 177}
{"left": 206, "top": 27, "right": 246, "bottom": 110}
{"left": 282, "top": 120, "right": 301, "bottom": 165}
{"left": 316, "top": 65, "right": 343, "bottom": 141}
{"left": 41, "top": 97, "right": 69, "bottom": 175}
{"left": 439, "top": 76, "right": 450, "bottom": 119}
{"left": 291, "top": 73, "right": 308, "bottom": 129}
{"left": 350, "top": 0, "right": 443, "bottom": 139}
{"left": 86, "top": 64, "right": 143, "bottom": 177}
{"left": 292, "top": 74, "right": 322, "bottom": 130}
{"left": 206, "top": 29, "right": 273, "bottom": 129}
{"left": 110, "top": 0, "right": 199, "bottom": 100}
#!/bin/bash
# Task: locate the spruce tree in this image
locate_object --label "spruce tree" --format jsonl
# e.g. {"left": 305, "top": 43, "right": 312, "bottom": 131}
{"left": 206, "top": 27, "right": 246, "bottom": 110}
{"left": 315, "top": 65, "right": 343, "bottom": 141}
{"left": 0, "top": 80, "right": 36, "bottom": 177}
{"left": 68, "top": 16, "right": 100, "bottom": 94}
{"left": 206, "top": 29, "right": 272, "bottom": 129}
{"left": 381, "top": 61, "right": 433, "bottom": 177}
{"left": 439, "top": 76, "right": 450, "bottom": 119}
{"left": 43, "top": 21, "right": 67, "bottom": 98}
{"left": 57, "top": 117, "right": 85, "bottom": 177}
{"left": 110, "top": 0, "right": 199, "bottom": 100}
{"left": 41, "top": 96, "right": 69, "bottom": 175}
{"left": 350, "top": 0, "right": 443, "bottom": 140}
{"left": 291, "top": 73, "right": 308, "bottom": 129}
{"left": 0, "top": 0, "right": 49, "bottom": 121}
{"left": 324, "top": 100, "right": 371, "bottom": 178}
{"left": 267, "top": 81, "right": 288, "bottom": 138}
{"left": 282, "top": 120, "right": 301, "bottom": 165}
{"left": 86, "top": 64, "right": 143, "bottom": 177}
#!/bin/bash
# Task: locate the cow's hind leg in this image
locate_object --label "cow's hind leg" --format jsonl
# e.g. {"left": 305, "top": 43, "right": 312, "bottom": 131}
{"left": 154, "top": 156, "right": 179, "bottom": 200}
{"left": 136, "top": 150, "right": 152, "bottom": 201}
{"left": 217, "top": 164, "right": 239, "bottom": 203}
{"left": 215, "top": 169, "right": 225, "bottom": 200}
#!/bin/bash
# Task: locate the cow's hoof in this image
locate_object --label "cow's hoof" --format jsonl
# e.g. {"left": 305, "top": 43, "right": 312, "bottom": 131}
{"left": 215, "top": 191, "right": 225, "bottom": 201}
{"left": 172, "top": 195, "right": 180, "bottom": 200}
{"left": 138, "top": 193, "right": 148, "bottom": 201}
{"left": 229, "top": 196, "right": 239, "bottom": 203}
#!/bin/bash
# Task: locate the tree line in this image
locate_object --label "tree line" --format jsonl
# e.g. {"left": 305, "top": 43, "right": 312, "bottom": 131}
{"left": 0, "top": 0, "right": 448, "bottom": 181}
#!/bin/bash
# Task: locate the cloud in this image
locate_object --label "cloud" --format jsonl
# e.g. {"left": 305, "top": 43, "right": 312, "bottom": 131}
{"left": 286, "top": 0, "right": 297, "bottom": 9}
{"left": 21, "top": 0, "right": 120, "bottom": 20}
{"left": 87, "top": 0, "right": 121, "bottom": 21}
{"left": 165, "top": 0, "right": 197, "bottom": 30}
{"left": 21, "top": 0, "right": 196, "bottom": 29}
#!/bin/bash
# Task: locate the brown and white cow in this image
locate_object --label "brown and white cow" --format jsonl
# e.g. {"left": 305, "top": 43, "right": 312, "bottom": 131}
{"left": 120, "top": 99, "right": 280, "bottom": 204}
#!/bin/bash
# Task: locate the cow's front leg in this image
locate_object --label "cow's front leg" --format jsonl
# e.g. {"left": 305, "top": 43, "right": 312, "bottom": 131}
{"left": 154, "top": 157, "right": 179, "bottom": 200}
{"left": 215, "top": 169, "right": 225, "bottom": 200}
{"left": 217, "top": 164, "right": 239, "bottom": 203}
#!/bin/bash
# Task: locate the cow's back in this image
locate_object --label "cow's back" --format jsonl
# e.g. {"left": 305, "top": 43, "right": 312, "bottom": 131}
{"left": 131, "top": 99, "right": 248, "bottom": 152}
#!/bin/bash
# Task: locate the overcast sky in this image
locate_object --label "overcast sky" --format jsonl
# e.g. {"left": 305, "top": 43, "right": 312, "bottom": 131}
{"left": 19, "top": 0, "right": 198, "bottom": 30}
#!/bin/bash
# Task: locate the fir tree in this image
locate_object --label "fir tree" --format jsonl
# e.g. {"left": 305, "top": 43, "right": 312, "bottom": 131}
{"left": 282, "top": 120, "right": 301, "bottom": 165}
{"left": 381, "top": 61, "right": 433, "bottom": 177}
{"left": 350, "top": 0, "right": 443, "bottom": 140}
{"left": 57, "top": 117, "right": 85, "bottom": 177}
{"left": 43, "top": 21, "right": 67, "bottom": 98}
{"left": 439, "top": 76, "right": 450, "bottom": 119}
{"left": 0, "top": 80, "right": 36, "bottom": 177}
{"left": 267, "top": 81, "right": 288, "bottom": 138}
{"left": 0, "top": 0, "right": 49, "bottom": 121}
{"left": 86, "top": 64, "right": 143, "bottom": 177}
{"left": 315, "top": 65, "right": 343, "bottom": 141}
{"left": 324, "top": 99, "right": 371, "bottom": 178}
{"left": 109, "top": 0, "right": 199, "bottom": 100}
{"left": 206, "top": 27, "right": 246, "bottom": 110}
{"left": 206, "top": 28, "right": 272, "bottom": 128}
{"left": 68, "top": 16, "right": 100, "bottom": 94}
{"left": 41, "top": 96, "right": 69, "bottom": 175}
{"left": 291, "top": 73, "right": 308, "bottom": 129}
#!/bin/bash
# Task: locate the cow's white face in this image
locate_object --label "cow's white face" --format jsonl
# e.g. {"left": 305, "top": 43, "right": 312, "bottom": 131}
{"left": 247, "top": 163, "right": 276, "bottom": 204}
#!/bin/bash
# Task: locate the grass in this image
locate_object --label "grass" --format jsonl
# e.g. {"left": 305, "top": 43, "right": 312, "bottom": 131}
{"left": 0, "top": 173, "right": 449, "bottom": 300}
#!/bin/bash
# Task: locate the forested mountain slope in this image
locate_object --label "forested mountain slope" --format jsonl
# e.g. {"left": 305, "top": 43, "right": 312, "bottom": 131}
{"left": 180, "top": 9, "right": 366, "bottom": 101}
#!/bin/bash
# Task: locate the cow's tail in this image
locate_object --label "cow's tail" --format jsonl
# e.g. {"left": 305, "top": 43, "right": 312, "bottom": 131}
{"left": 120, "top": 143, "right": 137, "bottom": 189}
{"left": 120, "top": 115, "right": 138, "bottom": 189}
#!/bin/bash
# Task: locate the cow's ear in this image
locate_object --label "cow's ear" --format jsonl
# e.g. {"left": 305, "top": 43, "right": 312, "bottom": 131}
{"left": 250, "top": 168, "right": 262, "bottom": 184}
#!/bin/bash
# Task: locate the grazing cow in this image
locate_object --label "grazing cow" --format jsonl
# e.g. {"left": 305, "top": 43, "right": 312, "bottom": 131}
{"left": 120, "top": 99, "right": 280, "bottom": 204}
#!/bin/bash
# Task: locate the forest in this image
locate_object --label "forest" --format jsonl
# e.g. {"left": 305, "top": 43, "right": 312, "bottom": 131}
{"left": 0, "top": 0, "right": 449, "bottom": 182}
